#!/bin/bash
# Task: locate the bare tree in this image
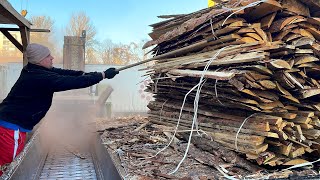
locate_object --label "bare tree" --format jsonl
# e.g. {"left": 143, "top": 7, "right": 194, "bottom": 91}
{"left": 65, "top": 12, "right": 96, "bottom": 46}
{"left": 65, "top": 12, "right": 97, "bottom": 63}
{"left": 30, "top": 16, "right": 54, "bottom": 30}
{"left": 86, "top": 47, "right": 100, "bottom": 64}
{"left": 29, "top": 16, "right": 54, "bottom": 44}
{"left": 97, "top": 39, "right": 114, "bottom": 64}
{"left": 29, "top": 16, "right": 61, "bottom": 62}
{"left": 97, "top": 39, "right": 145, "bottom": 65}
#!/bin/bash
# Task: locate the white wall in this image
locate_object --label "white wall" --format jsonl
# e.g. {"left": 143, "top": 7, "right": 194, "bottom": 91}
{"left": 85, "top": 64, "right": 152, "bottom": 113}
{"left": 0, "top": 62, "right": 152, "bottom": 113}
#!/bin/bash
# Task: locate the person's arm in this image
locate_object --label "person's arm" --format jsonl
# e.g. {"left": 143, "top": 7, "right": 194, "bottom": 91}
{"left": 51, "top": 67, "right": 84, "bottom": 76}
{"left": 48, "top": 72, "right": 104, "bottom": 92}
{"left": 48, "top": 67, "right": 118, "bottom": 92}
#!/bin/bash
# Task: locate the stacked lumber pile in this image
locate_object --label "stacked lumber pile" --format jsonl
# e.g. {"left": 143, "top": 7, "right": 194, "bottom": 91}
{"left": 143, "top": 0, "right": 320, "bottom": 167}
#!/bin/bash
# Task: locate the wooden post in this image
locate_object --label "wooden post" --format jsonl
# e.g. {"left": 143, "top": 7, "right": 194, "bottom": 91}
{"left": 20, "top": 26, "right": 30, "bottom": 66}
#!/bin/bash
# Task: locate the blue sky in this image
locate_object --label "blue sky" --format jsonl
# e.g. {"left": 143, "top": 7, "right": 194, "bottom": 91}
{"left": 9, "top": 0, "right": 207, "bottom": 44}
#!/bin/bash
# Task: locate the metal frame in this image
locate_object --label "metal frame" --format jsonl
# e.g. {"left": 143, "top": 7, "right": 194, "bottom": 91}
{"left": 5, "top": 132, "right": 122, "bottom": 180}
{"left": 92, "top": 134, "right": 122, "bottom": 180}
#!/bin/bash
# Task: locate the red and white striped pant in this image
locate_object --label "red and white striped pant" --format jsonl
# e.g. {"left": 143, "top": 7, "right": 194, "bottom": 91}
{"left": 0, "top": 126, "right": 26, "bottom": 176}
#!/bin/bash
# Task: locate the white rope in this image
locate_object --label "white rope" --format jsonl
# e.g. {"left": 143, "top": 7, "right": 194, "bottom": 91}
{"left": 151, "top": 75, "right": 183, "bottom": 81}
{"left": 231, "top": 0, "right": 245, "bottom": 8}
{"left": 216, "top": 165, "right": 239, "bottom": 180}
{"left": 222, "top": 0, "right": 267, "bottom": 26}
{"left": 243, "top": 158, "right": 320, "bottom": 180}
{"left": 198, "top": 129, "right": 213, "bottom": 141}
{"left": 169, "top": 47, "right": 226, "bottom": 175}
{"left": 147, "top": 0, "right": 267, "bottom": 174}
{"left": 195, "top": 78, "right": 208, "bottom": 133}
{"left": 154, "top": 73, "right": 161, "bottom": 93}
{"left": 159, "top": 99, "right": 169, "bottom": 122}
{"left": 284, "top": 158, "right": 320, "bottom": 171}
{"left": 148, "top": 81, "right": 202, "bottom": 159}
{"left": 210, "top": 18, "right": 218, "bottom": 40}
{"left": 215, "top": 79, "right": 225, "bottom": 106}
{"left": 161, "top": 129, "right": 208, "bottom": 133}
{"left": 235, "top": 113, "right": 257, "bottom": 151}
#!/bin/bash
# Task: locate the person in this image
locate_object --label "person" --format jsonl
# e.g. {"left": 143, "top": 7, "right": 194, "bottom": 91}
{"left": 0, "top": 43, "right": 119, "bottom": 175}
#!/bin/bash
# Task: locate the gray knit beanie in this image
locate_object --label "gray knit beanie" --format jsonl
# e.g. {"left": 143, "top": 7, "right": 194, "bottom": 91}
{"left": 26, "top": 43, "right": 51, "bottom": 64}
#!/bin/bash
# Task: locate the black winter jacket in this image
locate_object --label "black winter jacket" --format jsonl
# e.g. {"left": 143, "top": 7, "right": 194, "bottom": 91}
{"left": 0, "top": 63, "right": 103, "bottom": 130}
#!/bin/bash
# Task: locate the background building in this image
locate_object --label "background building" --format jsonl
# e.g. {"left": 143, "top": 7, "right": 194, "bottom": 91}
{"left": 0, "top": 32, "right": 23, "bottom": 62}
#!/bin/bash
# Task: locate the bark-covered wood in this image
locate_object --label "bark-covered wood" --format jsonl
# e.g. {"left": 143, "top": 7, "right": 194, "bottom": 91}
{"left": 144, "top": 0, "right": 320, "bottom": 168}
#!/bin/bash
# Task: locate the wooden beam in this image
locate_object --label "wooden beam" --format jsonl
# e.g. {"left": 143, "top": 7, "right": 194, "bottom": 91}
{"left": 0, "top": 29, "right": 23, "bottom": 52}
{"left": 0, "top": 0, "right": 31, "bottom": 28}
{"left": 167, "top": 69, "right": 235, "bottom": 80}
{"left": 283, "top": 159, "right": 309, "bottom": 166}
{"left": 299, "top": 88, "right": 320, "bottom": 99}
{"left": 0, "top": 27, "right": 50, "bottom": 32}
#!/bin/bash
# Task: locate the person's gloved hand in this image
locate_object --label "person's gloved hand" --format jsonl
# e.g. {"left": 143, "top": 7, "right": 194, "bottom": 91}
{"left": 104, "top": 68, "right": 119, "bottom": 79}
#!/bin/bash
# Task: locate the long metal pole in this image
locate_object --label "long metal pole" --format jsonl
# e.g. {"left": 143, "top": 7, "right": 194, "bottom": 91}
{"left": 116, "top": 39, "right": 209, "bottom": 72}
{"left": 115, "top": 56, "right": 158, "bottom": 71}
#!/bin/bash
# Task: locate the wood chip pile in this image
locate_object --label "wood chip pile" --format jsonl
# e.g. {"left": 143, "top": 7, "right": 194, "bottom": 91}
{"left": 143, "top": 0, "right": 320, "bottom": 167}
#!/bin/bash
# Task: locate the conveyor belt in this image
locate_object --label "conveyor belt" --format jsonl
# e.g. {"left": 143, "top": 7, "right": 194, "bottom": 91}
{"left": 1, "top": 131, "right": 122, "bottom": 180}
{"left": 39, "top": 148, "right": 97, "bottom": 180}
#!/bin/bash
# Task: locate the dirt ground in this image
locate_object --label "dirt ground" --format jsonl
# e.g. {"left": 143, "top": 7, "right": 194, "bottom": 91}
{"left": 97, "top": 116, "right": 320, "bottom": 180}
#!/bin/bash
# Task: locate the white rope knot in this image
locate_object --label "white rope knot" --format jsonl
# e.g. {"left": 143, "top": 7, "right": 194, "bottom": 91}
{"left": 235, "top": 113, "right": 257, "bottom": 151}
{"left": 168, "top": 47, "right": 227, "bottom": 175}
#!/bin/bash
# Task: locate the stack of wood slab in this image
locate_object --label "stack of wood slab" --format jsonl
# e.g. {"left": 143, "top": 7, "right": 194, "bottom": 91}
{"left": 143, "top": 0, "right": 320, "bottom": 167}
